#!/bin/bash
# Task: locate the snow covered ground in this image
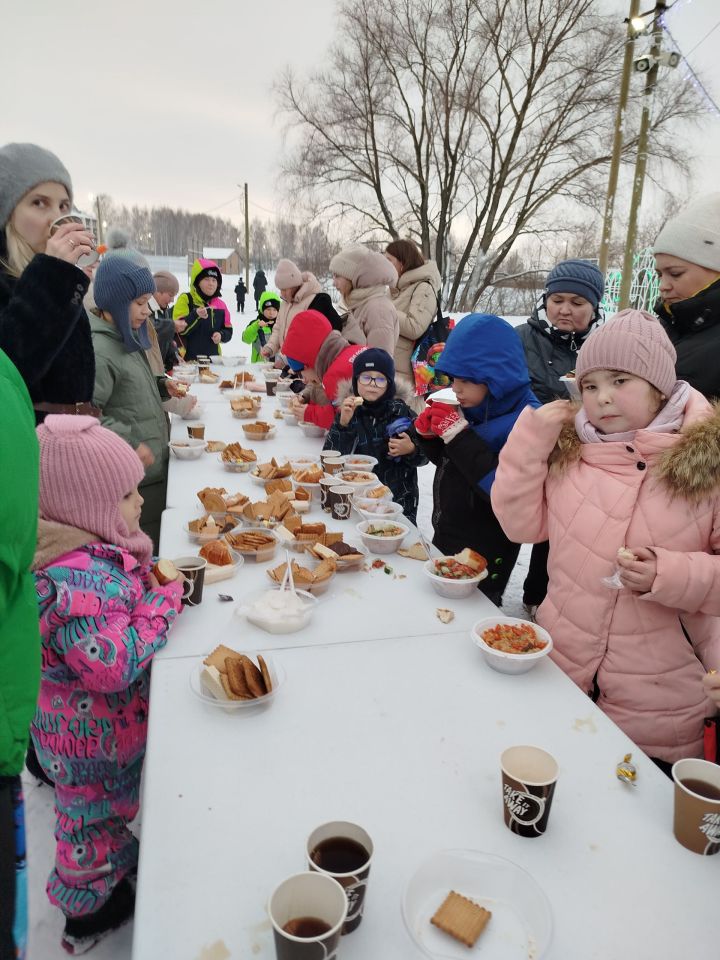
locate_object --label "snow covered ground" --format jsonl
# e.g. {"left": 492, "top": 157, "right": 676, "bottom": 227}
{"left": 24, "top": 298, "right": 531, "bottom": 960}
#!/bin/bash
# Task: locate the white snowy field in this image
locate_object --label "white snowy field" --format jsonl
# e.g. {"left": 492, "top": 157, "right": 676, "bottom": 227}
{"left": 24, "top": 298, "right": 531, "bottom": 960}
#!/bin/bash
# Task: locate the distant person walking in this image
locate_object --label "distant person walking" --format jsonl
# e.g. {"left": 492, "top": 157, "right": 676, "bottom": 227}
{"left": 253, "top": 268, "right": 267, "bottom": 309}
{"left": 234, "top": 277, "right": 247, "bottom": 313}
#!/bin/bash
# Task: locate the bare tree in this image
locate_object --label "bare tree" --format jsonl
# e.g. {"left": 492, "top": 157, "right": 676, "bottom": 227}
{"left": 276, "top": 0, "right": 699, "bottom": 308}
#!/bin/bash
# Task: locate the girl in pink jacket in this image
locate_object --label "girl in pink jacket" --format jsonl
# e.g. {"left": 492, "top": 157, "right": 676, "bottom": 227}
{"left": 492, "top": 310, "right": 720, "bottom": 769}
{"left": 30, "top": 416, "right": 185, "bottom": 955}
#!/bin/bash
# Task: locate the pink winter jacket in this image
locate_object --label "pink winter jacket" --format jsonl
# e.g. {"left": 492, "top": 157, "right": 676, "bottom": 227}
{"left": 491, "top": 388, "right": 720, "bottom": 762}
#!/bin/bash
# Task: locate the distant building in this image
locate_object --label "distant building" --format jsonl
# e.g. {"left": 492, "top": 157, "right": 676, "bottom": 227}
{"left": 202, "top": 247, "right": 241, "bottom": 274}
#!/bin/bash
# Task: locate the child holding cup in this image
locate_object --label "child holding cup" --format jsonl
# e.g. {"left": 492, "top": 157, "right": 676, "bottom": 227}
{"left": 324, "top": 348, "right": 427, "bottom": 524}
{"left": 30, "top": 415, "right": 184, "bottom": 954}
{"left": 492, "top": 310, "right": 720, "bottom": 770}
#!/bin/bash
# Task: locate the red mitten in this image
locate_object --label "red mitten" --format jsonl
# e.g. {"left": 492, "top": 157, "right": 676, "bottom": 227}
{"left": 430, "top": 402, "right": 467, "bottom": 443}
{"left": 414, "top": 405, "right": 435, "bottom": 436}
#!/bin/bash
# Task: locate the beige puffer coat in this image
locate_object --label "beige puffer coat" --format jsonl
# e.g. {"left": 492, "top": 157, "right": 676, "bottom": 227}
{"left": 265, "top": 273, "right": 323, "bottom": 356}
{"left": 391, "top": 260, "right": 442, "bottom": 377}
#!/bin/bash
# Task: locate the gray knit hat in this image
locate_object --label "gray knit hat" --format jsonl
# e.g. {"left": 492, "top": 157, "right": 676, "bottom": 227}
{"left": 545, "top": 258, "right": 605, "bottom": 308}
{"left": 653, "top": 195, "right": 720, "bottom": 272}
{"left": 0, "top": 143, "right": 73, "bottom": 228}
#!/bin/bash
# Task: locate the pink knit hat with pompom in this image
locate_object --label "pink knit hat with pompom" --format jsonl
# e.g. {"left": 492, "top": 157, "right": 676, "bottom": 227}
{"left": 37, "top": 415, "right": 152, "bottom": 563}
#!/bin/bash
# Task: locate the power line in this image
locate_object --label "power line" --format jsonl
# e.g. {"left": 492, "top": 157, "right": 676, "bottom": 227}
{"left": 660, "top": 17, "right": 720, "bottom": 116}
{"left": 686, "top": 17, "right": 720, "bottom": 56}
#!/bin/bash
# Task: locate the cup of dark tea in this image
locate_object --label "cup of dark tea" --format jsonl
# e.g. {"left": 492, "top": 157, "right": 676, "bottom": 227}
{"left": 49, "top": 214, "right": 98, "bottom": 268}
{"left": 173, "top": 557, "right": 207, "bottom": 607}
{"left": 268, "top": 872, "right": 347, "bottom": 960}
{"left": 671, "top": 758, "right": 720, "bottom": 855}
{"left": 500, "top": 745, "right": 558, "bottom": 838}
{"left": 307, "top": 821, "right": 374, "bottom": 934}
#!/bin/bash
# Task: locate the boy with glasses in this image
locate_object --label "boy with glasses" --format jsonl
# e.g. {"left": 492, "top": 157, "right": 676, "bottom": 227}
{"left": 325, "top": 348, "right": 427, "bottom": 524}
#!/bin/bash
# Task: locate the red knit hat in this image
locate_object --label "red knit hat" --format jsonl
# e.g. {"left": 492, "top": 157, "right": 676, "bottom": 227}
{"left": 575, "top": 309, "right": 677, "bottom": 398}
{"left": 281, "top": 309, "right": 332, "bottom": 367}
{"left": 37, "top": 416, "right": 152, "bottom": 563}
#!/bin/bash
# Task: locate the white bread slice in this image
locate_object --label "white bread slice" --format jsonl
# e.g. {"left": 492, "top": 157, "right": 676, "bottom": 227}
{"left": 454, "top": 548, "right": 487, "bottom": 573}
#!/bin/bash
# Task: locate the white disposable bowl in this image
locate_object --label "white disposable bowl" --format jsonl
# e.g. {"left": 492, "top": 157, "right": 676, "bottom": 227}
{"left": 190, "top": 650, "right": 284, "bottom": 711}
{"left": 219, "top": 454, "right": 255, "bottom": 473}
{"left": 226, "top": 527, "right": 279, "bottom": 562}
{"left": 403, "top": 849, "right": 553, "bottom": 960}
{"left": 169, "top": 438, "right": 205, "bottom": 460}
{"left": 356, "top": 520, "right": 409, "bottom": 554}
{"left": 241, "top": 423, "right": 276, "bottom": 442}
{"left": 352, "top": 498, "right": 403, "bottom": 522}
{"left": 217, "top": 355, "right": 246, "bottom": 367}
{"left": 339, "top": 470, "right": 379, "bottom": 494}
{"left": 249, "top": 465, "right": 291, "bottom": 486}
{"left": 342, "top": 454, "right": 378, "bottom": 470}
{"left": 298, "top": 421, "right": 327, "bottom": 438}
{"left": 284, "top": 413, "right": 299, "bottom": 426}
{"left": 240, "top": 586, "right": 318, "bottom": 634}
{"left": 471, "top": 616, "right": 553, "bottom": 675}
{"left": 275, "top": 379, "right": 292, "bottom": 393}
{"left": 423, "top": 559, "right": 488, "bottom": 598}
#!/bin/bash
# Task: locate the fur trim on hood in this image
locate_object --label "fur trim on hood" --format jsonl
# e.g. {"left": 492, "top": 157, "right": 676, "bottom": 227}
{"left": 549, "top": 401, "right": 720, "bottom": 501}
{"left": 33, "top": 518, "right": 97, "bottom": 571}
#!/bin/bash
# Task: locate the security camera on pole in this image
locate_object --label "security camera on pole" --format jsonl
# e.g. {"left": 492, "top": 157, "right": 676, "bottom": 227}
{"left": 619, "top": 0, "right": 680, "bottom": 309}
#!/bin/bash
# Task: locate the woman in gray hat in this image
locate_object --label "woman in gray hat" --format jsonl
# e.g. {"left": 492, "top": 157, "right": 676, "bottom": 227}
{"left": 0, "top": 142, "right": 97, "bottom": 423}
{"left": 653, "top": 194, "right": 720, "bottom": 400}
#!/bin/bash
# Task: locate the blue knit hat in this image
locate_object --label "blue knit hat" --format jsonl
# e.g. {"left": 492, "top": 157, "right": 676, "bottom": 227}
{"left": 94, "top": 230, "right": 154, "bottom": 353}
{"left": 545, "top": 259, "right": 605, "bottom": 308}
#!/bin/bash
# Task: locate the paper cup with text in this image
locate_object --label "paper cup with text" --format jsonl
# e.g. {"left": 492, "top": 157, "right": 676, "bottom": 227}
{"left": 672, "top": 758, "right": 720, "bottom": 855}
{"left": 187, "top": 423, "right": 205, "bottom": 440}
{"left": 500, "top": 745, "right": 558, "bottom": 838}
{"left": 173, "top": 556, "right": 207, "bottom": 607}
{"left": 323, "top": 459, "right": 345, "bottom": 476}
{"left": 306, "top": 821, "right": 374, "bottom": 934}
{"left": 268, "top": 872, "right": 347, "bottom": 960}
{"left": 328, "top": 485, "right": 353, "bottom": 521}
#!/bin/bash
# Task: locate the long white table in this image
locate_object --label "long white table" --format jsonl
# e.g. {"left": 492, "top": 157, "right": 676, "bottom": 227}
{"left": 132, "top": 362, "right": 717, "bottom": 960}
{"left": 133, "top": 633, "right": 717, "bottom": 960}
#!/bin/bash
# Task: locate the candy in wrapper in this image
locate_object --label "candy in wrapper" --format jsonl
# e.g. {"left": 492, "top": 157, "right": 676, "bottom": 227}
{"left": 616, "top": 753, "right": 637, "bottom": 786}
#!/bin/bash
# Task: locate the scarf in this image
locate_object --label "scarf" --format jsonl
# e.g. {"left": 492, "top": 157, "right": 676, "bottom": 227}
{"left": 575, "top": 380, "right": 691, "bottom": 443}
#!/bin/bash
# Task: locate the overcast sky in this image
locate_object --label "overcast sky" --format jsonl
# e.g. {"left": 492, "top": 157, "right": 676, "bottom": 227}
{"left": 5, "top": 0, "right": 719, "bottom": 229}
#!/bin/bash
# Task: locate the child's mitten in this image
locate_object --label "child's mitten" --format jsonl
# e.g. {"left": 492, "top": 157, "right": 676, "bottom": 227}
{"left": 414, "top": 406, "right": 434, "bottom": 436}
{"left": 430, "top": 402, "right": 467, "bottom": 443}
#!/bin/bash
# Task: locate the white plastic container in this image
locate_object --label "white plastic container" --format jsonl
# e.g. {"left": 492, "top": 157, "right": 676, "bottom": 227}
{"left": 423, "top": 559, "right": 488, "bottom": 598}
{"left": 355, "top": 520, "right": 409, "bottom": 554}
{"left": 471, "top": 616, "right": 553, "bottom": 675}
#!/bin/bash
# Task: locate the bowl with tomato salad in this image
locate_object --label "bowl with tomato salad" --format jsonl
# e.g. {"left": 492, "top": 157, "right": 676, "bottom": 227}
{"left": 423, "top": 556, "right": 488, "bottom": 598}
{"left": 471, "top": 617, "right": 553, "bottom": 674}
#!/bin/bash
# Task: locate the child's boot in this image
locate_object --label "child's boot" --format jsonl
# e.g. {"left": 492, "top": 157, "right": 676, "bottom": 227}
{"left": 61, "top": 878, "right": 135, "bottom": 955}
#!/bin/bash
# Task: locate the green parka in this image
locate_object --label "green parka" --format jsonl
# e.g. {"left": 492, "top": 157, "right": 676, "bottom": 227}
{"left": 90, "top": 314, "right": 169, "bottom": 486}
{"left": 0, "top": 348, "right": 40, "bottom": 776}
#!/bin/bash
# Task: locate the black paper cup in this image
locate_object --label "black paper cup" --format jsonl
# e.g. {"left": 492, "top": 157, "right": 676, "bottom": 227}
{"left": 173, "top": 556, "right": 207, "bottom": 607}
{"left": 268, "top": 872, "right": 347, "bottom": 959}
{"left": 500, "top": 745, "right": 558, "bottom": 837}
{"left": 307, "top": 821, "right": 373, "bottom": 934}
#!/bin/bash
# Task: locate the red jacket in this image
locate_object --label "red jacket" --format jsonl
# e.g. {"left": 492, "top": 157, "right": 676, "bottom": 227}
{"left": 282, "top": 310, "right": 367, "bottom": 428}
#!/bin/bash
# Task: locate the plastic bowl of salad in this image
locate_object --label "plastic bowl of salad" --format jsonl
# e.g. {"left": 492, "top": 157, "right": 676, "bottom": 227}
{"left": 423, "top": 556, "right": 488, "bottom": 599}
{"left": 471, "top": 617, "right": 553, "bottom": 675}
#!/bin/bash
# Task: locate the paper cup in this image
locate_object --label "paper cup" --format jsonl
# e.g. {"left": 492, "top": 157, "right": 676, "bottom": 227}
{"left": 323, "top": 459, "right": 345, "bottom": 476}
{"left": 173, "top": 556, "right": 207, "bottom": 607}
{"left": 307, "top": 822, "right": 373, "bottom": 934}
{"left": 328, "top": 486, "right": 353, "bottom": 521}
{"left": 268, "top": 872, "right": 347, "bottom": 960}
{"left": 672, "top": 758, "right": 720, "bottom": 855}
{"left": 187, "top": 423, "right": 205, "bottom": 440}
{"left": 500, "top": 745, "right": 558, "bottom": 838}
{"left": 319, "top": 477, "right": 339, "bottom": 513}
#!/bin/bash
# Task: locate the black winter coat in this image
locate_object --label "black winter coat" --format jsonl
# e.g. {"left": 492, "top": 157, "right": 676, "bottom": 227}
{"left": 307, "top": 292, "right": 344, "bottom": 333}
{"left": 655, "top": 278, "right": 720, "bottom": 400}
{"left": 0, "top": 253, "right": 93, "bottom": 423}
{"left": 514, "top": 300, "right": 601, "bottom": 405}
{"left": 418, "top": 430, "right": 520, "bottom": 602}
{"left": 150, "top": 305, "right": 177, "bottom": 369}
{"left": 324, "top": 391, "right": 427, "bottom": 524}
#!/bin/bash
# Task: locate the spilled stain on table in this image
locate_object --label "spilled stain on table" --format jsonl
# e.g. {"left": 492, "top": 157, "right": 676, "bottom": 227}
{"left": 572, "top": 716, "right": 597, "bottom": 734}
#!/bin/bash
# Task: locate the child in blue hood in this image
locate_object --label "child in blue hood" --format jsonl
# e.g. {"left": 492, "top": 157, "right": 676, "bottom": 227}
{"left": 324, "top": 348, "right": 427, "bottom": 523}
{"left": 415, "top": 314, "right": 540, "bottom": 605}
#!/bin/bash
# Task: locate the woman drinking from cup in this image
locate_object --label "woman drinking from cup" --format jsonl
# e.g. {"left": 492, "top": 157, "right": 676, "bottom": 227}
{"left": 0, "top": 143, "right": 97, "bottom": 423}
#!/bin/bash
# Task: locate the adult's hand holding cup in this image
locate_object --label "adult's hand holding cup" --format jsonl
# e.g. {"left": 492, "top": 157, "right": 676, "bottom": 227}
{"left": 500, "top": 745, "right": 559, "bottom": 838}
{"left": 48, "top": 215, "right": 97, "bottom": 268}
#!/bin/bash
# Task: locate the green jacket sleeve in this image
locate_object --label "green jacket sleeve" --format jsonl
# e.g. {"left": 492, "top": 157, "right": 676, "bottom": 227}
{"left": 242, "top": 320, "right": 261, "bottom": 345}
{"left": 93, "top": 353, "right": 134, "bottom": 445}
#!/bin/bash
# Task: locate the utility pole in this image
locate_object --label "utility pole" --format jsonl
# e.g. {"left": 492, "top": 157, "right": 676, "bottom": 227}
{"left": 95, "top": 195, "right": 104, "bottom": 245}
{"left": 244, "top": 183, "right": 250, "bottom": 290}
{"left": 619, "top": 0, "right": 667, "bottom": 308}
{"left": 599, "top": 0, "right": 640, "bottom": 275}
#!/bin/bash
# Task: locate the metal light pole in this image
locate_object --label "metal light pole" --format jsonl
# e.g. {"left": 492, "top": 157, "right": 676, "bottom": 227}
{"left": 244, "top": 182, "right": 250, "bottom": 290}
{"left": 599, "top": 0, "right": 641, "bottom": 275}
{"left": 619, "top": 0, "right": 667, "bottom": 308}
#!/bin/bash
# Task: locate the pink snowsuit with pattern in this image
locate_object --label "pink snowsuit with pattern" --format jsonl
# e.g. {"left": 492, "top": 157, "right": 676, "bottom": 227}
{"left": 30, "top": 542, "right": 183, "bottom": 917}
